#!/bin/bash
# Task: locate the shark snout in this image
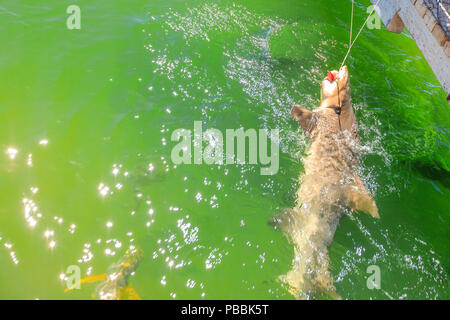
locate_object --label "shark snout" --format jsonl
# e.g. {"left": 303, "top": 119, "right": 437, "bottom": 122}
{"left": 321, "top": 66, "right": 349, "bottom": 99}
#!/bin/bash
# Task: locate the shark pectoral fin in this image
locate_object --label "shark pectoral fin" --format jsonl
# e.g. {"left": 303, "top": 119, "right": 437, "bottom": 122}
{"left": 346, "top": 188, "right": 379, "bottom": 219}
{"left": 64, "top": 274, "right": 107, "bottom": 293}
{"left": 121, "top": 285, "right": 141, "bottom": 300}
{"left": 291, "top": 104, "right": 314, "bottom": 134}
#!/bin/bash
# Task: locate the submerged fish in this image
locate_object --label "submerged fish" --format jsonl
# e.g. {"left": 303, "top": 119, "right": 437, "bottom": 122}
{"left": 65, "top": 248, "right": 143, "bottom": 300}
{"left": 276, "top": 66, "right": 379, "bottom": 299}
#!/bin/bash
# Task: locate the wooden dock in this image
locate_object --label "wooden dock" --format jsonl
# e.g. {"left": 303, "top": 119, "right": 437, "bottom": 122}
{"left": 370, "top": 0, "right": 450, "bottom": 101}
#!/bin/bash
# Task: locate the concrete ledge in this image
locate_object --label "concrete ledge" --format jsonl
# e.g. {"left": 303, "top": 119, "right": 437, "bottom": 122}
{"left": 370, "top": 0, "right": 450, "bottom": 97}
{"left": 372, "top": 0, "right": 405, "bottom": 32}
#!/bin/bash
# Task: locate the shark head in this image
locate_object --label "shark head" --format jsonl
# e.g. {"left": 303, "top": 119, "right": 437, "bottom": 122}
{"left": 320, "top": 66, "right": 350, "bottom": 109}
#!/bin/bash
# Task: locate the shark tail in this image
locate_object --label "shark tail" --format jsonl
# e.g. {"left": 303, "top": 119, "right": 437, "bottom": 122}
{"left": 278, "top": 256, "right": 340, "bottom": 300}
{"left": 270, "top": 208, "right": 341, "bottom": 300}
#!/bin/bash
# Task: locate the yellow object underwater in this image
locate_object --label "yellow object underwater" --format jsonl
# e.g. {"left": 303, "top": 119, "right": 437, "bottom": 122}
{"left": 65, "top": 248, "right": 143, "bottom": 300}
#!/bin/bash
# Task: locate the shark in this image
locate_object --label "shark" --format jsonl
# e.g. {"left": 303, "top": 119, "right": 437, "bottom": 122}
{"left": 276, "top": 66, "right": 379, "bottom": 299}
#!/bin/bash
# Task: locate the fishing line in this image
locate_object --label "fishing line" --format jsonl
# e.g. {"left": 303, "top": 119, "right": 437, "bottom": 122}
{"left": 340, "top": 0, "right": 382, "bottom": 69}
{"left": 333, "top": 0, "right": 382, "bottom": 131}
{"left": 349, "top": 0, "right": 354, "bottom": 49}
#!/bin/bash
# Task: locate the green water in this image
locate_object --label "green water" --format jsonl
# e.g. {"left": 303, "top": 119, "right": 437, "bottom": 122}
{"left": 0, "top": 0, "right": 449, "bottom": 299}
